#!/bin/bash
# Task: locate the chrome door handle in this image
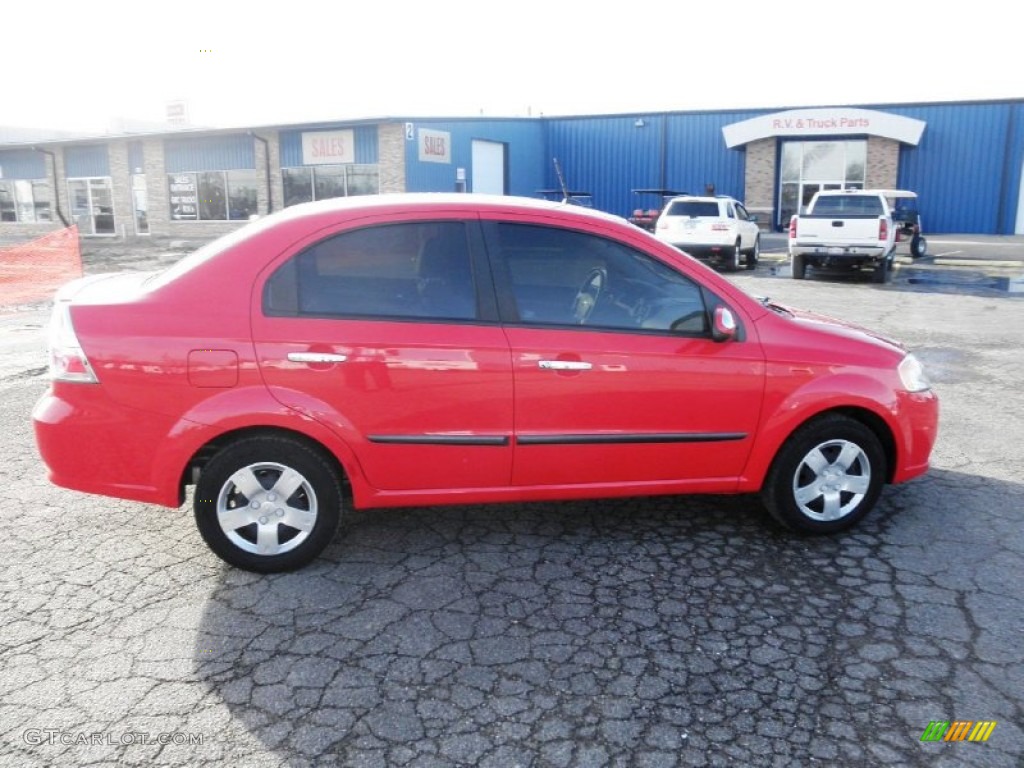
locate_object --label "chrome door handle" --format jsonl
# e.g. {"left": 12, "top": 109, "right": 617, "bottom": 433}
{"left": 287, "top": 352, "right": 348, "bottom": 363}
{"left": 538, "top": 360, "right": 592, "bottom": 371}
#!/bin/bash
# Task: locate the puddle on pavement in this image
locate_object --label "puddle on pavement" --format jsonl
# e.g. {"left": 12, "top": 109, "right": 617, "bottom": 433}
{"left": 760, "top": 262, "right": 1024, "bottom": 296}
{"left": 902, "top": 268, "right": 1024, "bottom": 294}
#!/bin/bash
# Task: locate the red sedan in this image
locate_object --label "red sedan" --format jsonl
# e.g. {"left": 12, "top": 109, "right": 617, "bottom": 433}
{"left": 33, "top": 195, "right": 938, "bottom": 572}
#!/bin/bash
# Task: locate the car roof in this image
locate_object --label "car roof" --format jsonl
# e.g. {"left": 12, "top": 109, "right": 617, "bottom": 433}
{"left": 266, "top": 192, "right": 628, "bottom": 227}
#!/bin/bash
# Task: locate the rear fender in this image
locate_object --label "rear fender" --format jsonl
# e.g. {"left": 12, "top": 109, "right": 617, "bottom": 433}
{"left": 151, "top": 385, "right": 373, "bottom": 507}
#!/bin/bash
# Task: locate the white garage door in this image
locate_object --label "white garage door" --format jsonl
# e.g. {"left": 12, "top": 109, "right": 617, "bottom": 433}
{"left": 471, "top": 140, "right": 506, "bottom": 195}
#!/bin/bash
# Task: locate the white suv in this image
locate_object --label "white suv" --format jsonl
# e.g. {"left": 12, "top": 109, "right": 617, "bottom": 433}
{"left": 655, "top": 195, "right": 761, "bottom": 271}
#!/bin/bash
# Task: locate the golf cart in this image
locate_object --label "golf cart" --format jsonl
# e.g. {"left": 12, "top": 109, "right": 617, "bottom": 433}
{"left": 628, "top": 188, "right": 683, "bottom": 231}
{"left": 883, "top": 190, "right": 927, "bottom": 258}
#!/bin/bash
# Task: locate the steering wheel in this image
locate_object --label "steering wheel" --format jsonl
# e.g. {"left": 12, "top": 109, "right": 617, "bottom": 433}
{"left": 572, "top": 267, "right": 607, "bottom": 324}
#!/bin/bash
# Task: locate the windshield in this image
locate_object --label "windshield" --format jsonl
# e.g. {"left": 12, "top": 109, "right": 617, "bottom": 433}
{"left": 666, "top": 200, "right": 720, "bottom": 217}
{"left": 811, "top": 195, "right": 884, "bottom": 216}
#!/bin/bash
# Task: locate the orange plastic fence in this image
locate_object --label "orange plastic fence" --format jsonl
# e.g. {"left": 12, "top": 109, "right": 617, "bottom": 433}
{"left": 0, "top": 226, "right": 82, "bottom": 309}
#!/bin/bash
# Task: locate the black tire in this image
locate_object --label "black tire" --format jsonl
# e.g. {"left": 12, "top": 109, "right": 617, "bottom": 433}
{"left": 745, "top": 236, "right": 760, "bottom": 270}
{"left": 910, "top": 234, "right": 927, "bottom": 258}
{"left": 761, "top": 414, "right": 886, "bottom": 534}
{"left": 872, "top": 254, "right": 891, "bottom": 284}
{"left": 723, "top": 240, "right": 741, "bottom": 272}
{"left": 791, "top": 254, "right": 806, "bottom": 280}
{"left": 194, "top": 435, "right": 342, "bottom": 572}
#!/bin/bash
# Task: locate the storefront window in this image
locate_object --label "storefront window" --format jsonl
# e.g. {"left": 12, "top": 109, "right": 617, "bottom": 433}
{"left": 198, "top": 172, "right": 227, "bottom": 221}
{"left": 0, "top": 180, "right": 52, "bottom": 223}
{"left": 346, "top": 164, "right": 379, "bottom": 196}
{"left": 169, "top": 170, "right": 260, "bottom": 221}
{"left": 0, "top": 185, "right": 15, "bottom": 221}
{"left": 282, "top": 164, "right": 380, "bottom": 207}
{"left": 227, "top": 169, "right": 258, "bottom": 220}
{"left": 777, "top": 140, "right": 868, "bottom": 228}
{"left": 283, "top": 168, "right": 313, "bottom": 207}
{"left": 314, "top": 166, "right": 346, "bottom": 201}
{"left": 67, "top": 177, "right": 113, "bottom": 235}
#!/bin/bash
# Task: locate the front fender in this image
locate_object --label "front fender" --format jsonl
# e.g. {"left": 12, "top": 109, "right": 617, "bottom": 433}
{"left": 738, "top": 368, "right": 902, "bottom": 491}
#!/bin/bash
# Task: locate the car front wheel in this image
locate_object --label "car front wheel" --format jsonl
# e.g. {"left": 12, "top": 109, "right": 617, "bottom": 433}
{"left": 761, "top": 415, "right": 886, "bottom": 534}
{"left": 194, "top": 435, "right": 342, "bottom": 572}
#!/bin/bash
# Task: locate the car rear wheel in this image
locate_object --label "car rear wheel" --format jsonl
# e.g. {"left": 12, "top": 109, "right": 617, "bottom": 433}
{"left": 194, "top": 435, "right": 342, "bottom": 572}
{"left": 745, "top": 236, "right": 760, "bottom": 270}
{"left": 724, "top": 240, "right": 741, "bottom": 272}
{"left": 762, "top": 415, "right": 886, "bottom": 534}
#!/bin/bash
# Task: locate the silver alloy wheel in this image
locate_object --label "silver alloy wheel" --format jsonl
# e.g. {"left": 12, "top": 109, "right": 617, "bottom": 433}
{"left": 791, "top": 439, "right": 871, "bottom": 521}
{"left": 216, "top": 461, "right": 318, "bottom": 555}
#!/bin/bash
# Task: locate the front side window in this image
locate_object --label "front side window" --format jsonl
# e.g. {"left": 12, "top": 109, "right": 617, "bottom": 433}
{"left": 488, "top": 223, "right": 708, "bottom": 335}
{"left": 264, "top": 221, "right": 477, "bottom": 321}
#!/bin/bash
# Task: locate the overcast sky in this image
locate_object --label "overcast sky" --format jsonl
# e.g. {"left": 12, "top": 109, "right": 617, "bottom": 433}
{"left": 3, "top": 0, "right": 1021, "bottom": 134}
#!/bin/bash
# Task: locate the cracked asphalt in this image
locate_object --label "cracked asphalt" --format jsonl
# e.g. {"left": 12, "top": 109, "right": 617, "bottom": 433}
{"left": 1, "top": 246, "right": 1022, "bottom": 766}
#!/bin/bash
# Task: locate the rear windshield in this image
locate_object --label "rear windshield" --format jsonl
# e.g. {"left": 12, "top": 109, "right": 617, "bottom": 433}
{"left": 666, "top": 200, "right": 720, "bottom": 217}
{"left": 811, "top": 195, "right": 884, "bottom": 216}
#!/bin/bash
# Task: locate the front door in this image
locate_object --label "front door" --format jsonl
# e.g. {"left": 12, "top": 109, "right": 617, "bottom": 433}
{"left": 483, "top": 221, "right": 765, "bottom": 488}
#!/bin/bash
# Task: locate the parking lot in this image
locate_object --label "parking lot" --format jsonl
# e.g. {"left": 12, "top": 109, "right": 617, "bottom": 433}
{"left": 1, "top": 236, "right": 1022, "bottom": 766}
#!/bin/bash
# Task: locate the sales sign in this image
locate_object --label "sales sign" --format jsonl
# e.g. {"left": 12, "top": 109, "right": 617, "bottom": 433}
{"left": 169, "top": 174, "right": 198, "bottom": 220}
{"left": 301, "top": 130, "right": 355, "bottom": 165}
{"left": 418, "top": 129, "right": 451, "bottom": 164}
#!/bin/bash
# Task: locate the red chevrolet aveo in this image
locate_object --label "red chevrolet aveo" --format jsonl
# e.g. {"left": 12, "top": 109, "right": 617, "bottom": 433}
{"left": 33, "top": 195, "right": 938, "bottom": 572}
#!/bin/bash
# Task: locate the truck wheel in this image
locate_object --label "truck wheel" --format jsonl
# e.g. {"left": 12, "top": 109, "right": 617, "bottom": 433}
{"left": 910, "top": 234, "right": 927, "bottom": 258}
{"left": 745, "top": 237, "right": 760, "bottom": 270}
{"left": 791, "top": 254, "right": 806, "bottom": 280}
{"left": 761, "top": 414, "right": 886, "bottom": 534}
{"left": 724, "top": 240, "right": 741, "bottom": 272}
{"left": 872, "top": 255, "right": 891, "bottom": 284}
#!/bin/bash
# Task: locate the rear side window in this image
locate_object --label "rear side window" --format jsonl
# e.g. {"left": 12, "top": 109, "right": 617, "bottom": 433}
{"left": 666, "top": 200, "right": 720, "bottom": 217}
{"left": 263, "top": 221, "right": 478, "bottom": 321}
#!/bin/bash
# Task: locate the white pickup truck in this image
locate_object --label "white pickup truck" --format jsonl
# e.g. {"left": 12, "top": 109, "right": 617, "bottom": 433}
{"left": 788, "top": 189, "right": 925, "bottom": 283}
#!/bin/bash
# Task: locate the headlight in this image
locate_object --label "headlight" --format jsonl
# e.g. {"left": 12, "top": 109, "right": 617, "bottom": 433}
{"left": 898, "top": 353, "right": 930, "bottom": 392}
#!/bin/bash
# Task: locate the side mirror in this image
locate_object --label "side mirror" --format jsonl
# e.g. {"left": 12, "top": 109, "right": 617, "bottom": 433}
{"left": 749, "top": 215, "right": 759, "bottom": 223}
{"left": 712, "top": 306, "right": 737, "bottom": 343}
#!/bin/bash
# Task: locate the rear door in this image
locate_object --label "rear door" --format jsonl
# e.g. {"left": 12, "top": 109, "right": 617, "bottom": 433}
{"left": 483, "top": 219, "right": 766, "bottom": 489}
{"left": 252, "top": 214, "right": 514, "bottom": 492}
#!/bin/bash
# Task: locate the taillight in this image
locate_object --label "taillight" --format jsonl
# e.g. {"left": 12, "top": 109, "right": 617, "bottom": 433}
{"left": 789, "top": 217, "right": 797, "bottom": 238}
{"left": 879, "top": 219, "right": 888, "bottom": 242}
{"left": 49, "top": 303, "right": 98, "bottom": 383}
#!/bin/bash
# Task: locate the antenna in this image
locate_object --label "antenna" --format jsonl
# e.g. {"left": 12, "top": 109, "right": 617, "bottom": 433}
{"left": 553, "top": 158, "right": 569, "bottom": 202}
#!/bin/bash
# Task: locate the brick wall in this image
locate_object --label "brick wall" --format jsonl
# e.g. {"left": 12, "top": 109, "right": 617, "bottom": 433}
{"left": 378, "top": 123, "right": 406, "bottom": 193}
{"left": 743, "top": 138, "right": 777, "bottom": 230}
{"left": 108, "top": 140, "right": 134, "bottom": 238}
{"left": 866, "top": 137, "right": 899, "bottom": 189}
